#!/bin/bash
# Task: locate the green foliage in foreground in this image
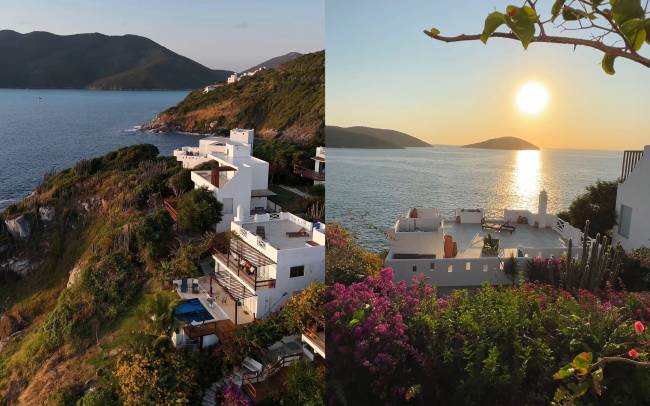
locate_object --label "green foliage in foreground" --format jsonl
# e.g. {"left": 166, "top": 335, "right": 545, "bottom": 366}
{"left": 330, "top": 272, "right": 650, "bottom": 405}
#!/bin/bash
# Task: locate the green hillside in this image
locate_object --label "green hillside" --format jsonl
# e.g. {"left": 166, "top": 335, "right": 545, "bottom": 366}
{"left": 145, "top": 51, "right": 325, "bottom": 144}
{"left": 0, "top": 30, "right": 232, "bottom": 90}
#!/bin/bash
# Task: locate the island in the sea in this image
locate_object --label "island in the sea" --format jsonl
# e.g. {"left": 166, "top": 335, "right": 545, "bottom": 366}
{"left": 326, "top": 126, "right": 430, "bottom": 149}
{"left": 462, "top": 136, "right": 539, "bottom": 150}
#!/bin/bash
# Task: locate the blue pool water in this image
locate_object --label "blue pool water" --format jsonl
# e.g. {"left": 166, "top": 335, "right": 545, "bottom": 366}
{"left": 174, "top": 299, "right": 214, "bottom": 323}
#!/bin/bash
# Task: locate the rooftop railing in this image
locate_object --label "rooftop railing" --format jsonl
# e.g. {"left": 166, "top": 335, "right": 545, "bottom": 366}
{"left": 621, "top": 150, "right": 644, "bottom": 182}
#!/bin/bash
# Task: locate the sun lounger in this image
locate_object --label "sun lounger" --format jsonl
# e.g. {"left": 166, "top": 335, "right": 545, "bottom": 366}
{"left": 286, "top": 228, "right": 309, "bottom": 238}
{"left": 481, "top": 219, "right": 501, "bottom": 231}
{"left": 501, "top": 222, "right": 516, "bottom": 234}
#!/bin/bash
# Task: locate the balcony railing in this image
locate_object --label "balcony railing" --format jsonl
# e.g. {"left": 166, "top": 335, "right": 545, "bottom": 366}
{"left": 213, "top": 248, "right": 276, "bottom": 290}
{"left": 293, "top": 165, "right": 325, "bottom": 181}
{"left": 621, "top": 150, "right": 644, "bottom": 182}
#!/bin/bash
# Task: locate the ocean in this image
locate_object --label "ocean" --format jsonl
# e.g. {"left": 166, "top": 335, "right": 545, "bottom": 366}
{"left": 0, "top": 89, "right": 200, "bottom": 210}
{"left": 325, "top": 146, "right": 622, "bottom": 251}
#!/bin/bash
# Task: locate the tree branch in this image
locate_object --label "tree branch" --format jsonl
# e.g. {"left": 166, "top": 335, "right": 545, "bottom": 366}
{"left": 423, "top": 31, "right": 650, "bottom": 68}
{"left": 592, "top": 356, "right": 650, "bottom": 369}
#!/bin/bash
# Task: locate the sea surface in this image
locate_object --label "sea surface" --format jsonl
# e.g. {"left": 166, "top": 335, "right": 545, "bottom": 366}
{"left": 326, "top": 146, "right": 622, "bottom": 251}
{"left": 0, "top": 89, "right": 201, "bottom": 210}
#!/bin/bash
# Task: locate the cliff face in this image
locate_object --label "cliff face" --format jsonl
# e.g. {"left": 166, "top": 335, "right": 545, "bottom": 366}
{"left": 144, "top": 51, "right": 324, "bottom": 145}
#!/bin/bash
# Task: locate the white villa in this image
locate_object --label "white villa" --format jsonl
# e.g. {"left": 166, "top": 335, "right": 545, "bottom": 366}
{"left": 294, "top": 146, "right": 326, "bottom": 184}
{"left": 213, "top": 213, "right": 326, "bottom": 320}
{"left": 227, "top": 73, "right": 239, "bottom": 84}
{"left": 385, "top": 191, "right": 587, "bottom": 288}
{"left": 613, "top": 146, "right": 650, "bottom": 251}
{"left": 170, "top": 128, "right": 326, "bottom": 329}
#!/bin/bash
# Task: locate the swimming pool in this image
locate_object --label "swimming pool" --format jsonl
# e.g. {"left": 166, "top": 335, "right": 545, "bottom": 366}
{"left": 174, "top": 299, "right": 214, "bottom": 323}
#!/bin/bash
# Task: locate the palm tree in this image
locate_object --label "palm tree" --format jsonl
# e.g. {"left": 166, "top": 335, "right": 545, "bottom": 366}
{"left": 142, "top": 292, "right": 180, "bottom": 336}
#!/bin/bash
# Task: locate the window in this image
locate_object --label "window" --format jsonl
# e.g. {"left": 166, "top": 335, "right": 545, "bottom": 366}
{"left": 412, "top": 265, "right": 417, "bottom": 273}
{"left": 222, "top": 198, "right": 234, "bottom": 214}
{"left": 430, "top": 262, "right": 435, "bottom": 270}
{"left": 290, "top": 265, "right": 305, "bottom": 278}
{"left": 619, "top": 204, "right": 632, "bottom": 238}
{"left": 465, "top": 262, "right": 471, "bottom": 271}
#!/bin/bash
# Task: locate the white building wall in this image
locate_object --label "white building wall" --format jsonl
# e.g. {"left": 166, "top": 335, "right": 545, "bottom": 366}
{"left": 614, "top": 146, "right": 650, "bottom": 251}
{"left": 385, "top": 255, "right": 511, "bottom": 287}
{"left": 254, "top": 245, "right": 325, "bottom": 318}
{"left": 391, "top": 232, "right": 443, "bottom": 256}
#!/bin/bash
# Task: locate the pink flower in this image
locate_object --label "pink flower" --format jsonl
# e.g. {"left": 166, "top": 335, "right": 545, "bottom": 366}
{"left": 628, "top": 348, "right": 639, "bottom": 359}
{"left": 635, "top": 321, "right": 645, "bottom": 334}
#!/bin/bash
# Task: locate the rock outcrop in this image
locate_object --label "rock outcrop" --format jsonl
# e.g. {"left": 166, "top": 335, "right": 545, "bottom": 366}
{"left": 38, "top": 206, "right": 55, "bottom": 222}
{"left": 5, "top": 215, "right": 31, "bottom": 239}
{"left": 0, "top": 312, "right": 27, "bottom": 340}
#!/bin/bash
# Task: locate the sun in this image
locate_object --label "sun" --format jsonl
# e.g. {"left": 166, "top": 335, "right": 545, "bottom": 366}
{"left": 516, "top": 82, "right": 549, "bottom": 115}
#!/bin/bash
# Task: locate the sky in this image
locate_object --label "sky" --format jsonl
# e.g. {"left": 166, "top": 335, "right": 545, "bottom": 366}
{"left": 0, "top": 0, "right": 324, "bottom": 72}
{"left": 326, "top": 0, "right": 650, "bottom": 151}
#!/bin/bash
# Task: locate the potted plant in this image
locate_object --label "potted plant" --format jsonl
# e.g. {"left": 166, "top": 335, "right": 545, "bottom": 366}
{"left": 482, "top": 233, "right": 499, "bottom": 256}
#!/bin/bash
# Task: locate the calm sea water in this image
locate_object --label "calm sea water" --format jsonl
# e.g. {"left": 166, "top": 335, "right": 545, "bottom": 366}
{"left": 326, "top": 146, "right": 622, "bottom": 251}
{"left": 0, "top": 89, "right": 201, "bottom": 210}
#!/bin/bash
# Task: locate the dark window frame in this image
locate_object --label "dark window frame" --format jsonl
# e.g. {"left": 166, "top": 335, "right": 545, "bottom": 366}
{"left": 290, "top": 265, "right": 305, "bottom": 278}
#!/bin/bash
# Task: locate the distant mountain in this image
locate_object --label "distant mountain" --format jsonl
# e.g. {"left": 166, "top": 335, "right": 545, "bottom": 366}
{"left": 241, "top": 52, "right": 303, "bottom": 73}
{"left": 0, "top": 30, "right": 233, "bottom": 90}
{"left": 144, "top": 51, "right": 324, "bottom": 144}
{"left": 463, "top": 136, "right": 539, "bottom": 150}
{"left": 326, "top": 126, "right": 430, "bottom": 149}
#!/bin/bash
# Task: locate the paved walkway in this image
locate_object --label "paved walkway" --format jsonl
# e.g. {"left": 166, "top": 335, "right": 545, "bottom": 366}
{"left": 277, "top": 184, "right": 309, "bottom": 198}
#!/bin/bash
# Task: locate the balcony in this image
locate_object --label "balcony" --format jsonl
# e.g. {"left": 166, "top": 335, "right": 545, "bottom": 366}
{"left": 213, "top": 237, "right": 276, "bottom": 291}
{"left": 293, "top": 164, "right": 325, "bottom": 181}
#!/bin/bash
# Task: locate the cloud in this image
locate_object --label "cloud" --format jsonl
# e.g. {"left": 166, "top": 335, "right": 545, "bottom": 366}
{"left": 232, "top": 21, "right": 248, "bottom": 29}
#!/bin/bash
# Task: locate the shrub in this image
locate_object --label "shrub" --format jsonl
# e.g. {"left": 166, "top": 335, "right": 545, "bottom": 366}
{"left": 274, "top": 361, "right": 325, "bottom": 406}
{"left": 135, "top": 209, "right": 174, "bottom": 259}
{"left": 176, "top": 187, "right": 222, "bottom": 234}
{"left": 557, "top": 180, "right": 618, "bottom": 237}
{"left": 76, "top": 388, "right": 121, "bottom": 406}
{"left": 114, "top": 345, "right": 197, "bottom": 406}
{"left": 327, "top": 268, "right": 650, "bottom": 405}
{"left": 326, "top": 223, "right": 382, "bottom": 285}
{"left": 168, "top": 169, "right": 193, "bottom": 197}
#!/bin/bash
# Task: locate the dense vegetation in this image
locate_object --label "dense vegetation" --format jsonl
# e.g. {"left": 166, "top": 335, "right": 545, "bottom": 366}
{"left": 0, "top": 30, "right": 231, "bottom": 90}
{"left": 147, "top": 51, "right": 324, "bottom": 144}
{"left": 558, "top": 180, "right": 618, "bottom": 237}
{"left": 328, "top": 268, "right": 650, "bottom": 405}
{"left": 0, "top": 145, "right": 221, "bottom": 404}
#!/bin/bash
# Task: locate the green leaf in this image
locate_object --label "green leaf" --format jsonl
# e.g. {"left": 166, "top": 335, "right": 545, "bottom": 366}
{"left": 646, "top": 19, "right": 650, "bottom": 44}
{"left": 552, "top": 0, "right": 567, "bottom": 21}
{"left": 480, "top": 12, "right": 506, "bottom": 43}
{"left": 621, "top": 18, "right": 646, "bottom": 50}
{"left": 505, "top": 6, "right": 537, "bottom": 49}
{"left": 572, "top": 352, "right": 593, "bottom": 376}
{"left": 553, "top": 363, "right": 575, "bottom": 380}
{"left": 562, "top": 6, "right": 596, "bottom": 21}
{"left": 611, "top": 0, "right": 644, "bottom": 25}
{"left": 429, "top": 27, "right": 440, "bottom": 37}
{"left": 602, "top": 54, "right": 616, "bottom": 75}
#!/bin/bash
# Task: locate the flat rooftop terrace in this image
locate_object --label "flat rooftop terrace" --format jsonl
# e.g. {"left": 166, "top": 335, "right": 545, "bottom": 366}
{"left": 441, "top": 221, "right": 568, "bottom": 258}
{"left": 242, "top": 219, "right": 319, "bottom": 250}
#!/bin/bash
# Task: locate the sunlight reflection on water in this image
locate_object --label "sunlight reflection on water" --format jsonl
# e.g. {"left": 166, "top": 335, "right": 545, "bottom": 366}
{"left": 326, "top": 146, "right": 620, "bottom": 251}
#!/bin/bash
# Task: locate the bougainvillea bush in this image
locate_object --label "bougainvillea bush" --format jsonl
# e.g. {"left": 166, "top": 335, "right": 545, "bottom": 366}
{"left": 327, "top": 268, "right": 650, "bottom": 405}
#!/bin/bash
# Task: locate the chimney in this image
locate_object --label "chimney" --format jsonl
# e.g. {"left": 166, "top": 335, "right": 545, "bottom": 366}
{"left": 211, "top": 162, "right": 220, "bottom": 186}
